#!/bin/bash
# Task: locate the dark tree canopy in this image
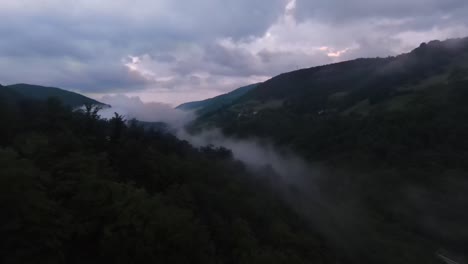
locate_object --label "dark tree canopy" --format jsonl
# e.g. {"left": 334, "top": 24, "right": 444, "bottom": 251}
{"left": 0, "top": 97, "right": 333, "bottom": 264}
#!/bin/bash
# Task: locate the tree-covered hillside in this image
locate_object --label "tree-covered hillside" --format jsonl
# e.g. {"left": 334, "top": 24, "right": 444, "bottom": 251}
{"left": 177, "top": 83, "right": 259, "bottom": 115}
{"left": 186, "top": 37, "right": 468, "bottom": 262}
{"left": 5, "top": 84, "right": 105, "bottom": 108}
{"left": 192, "top": 37, "right": 468, "bottom": 166}
{"left": 0, "top": 85, "right": 24, "bottom": 103}
{"left": 0, "top": 96, "right": 335, "bottom": 264}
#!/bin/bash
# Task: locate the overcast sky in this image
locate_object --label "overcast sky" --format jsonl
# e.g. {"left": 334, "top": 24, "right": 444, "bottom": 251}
{"left": 1, "top": 0, "right": 467, "bottom": 105}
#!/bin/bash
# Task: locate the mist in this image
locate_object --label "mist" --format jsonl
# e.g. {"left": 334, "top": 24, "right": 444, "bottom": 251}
{"left": 99, "top": 94, "right": 194, "bottom": 129}
{"left": 176, "top": 128, "right": 385, "bottom": 261}
{"left": 96, "top": 95, "right": 316, "bottom": 188}
{"left": 92, "top": 101, "right": 465, "bottom": 263}
{"left": 178, "top": 128, "right": 318, "bottom": 184}
{"left": 97, "top": 97, "right": 317, "bottom": 186}
{"left": 177, "top": 127, "right": 464, "bottom": 263}
{"left": 95, "top": 98, "right": 325, "bottom": 209}
{"left": 94, "top": 100, "right": 364, "bottom": 253}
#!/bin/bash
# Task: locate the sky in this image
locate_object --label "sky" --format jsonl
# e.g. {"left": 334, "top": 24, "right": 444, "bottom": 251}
{"left": 0, "top": 0, "right": 467, "bottom": 106}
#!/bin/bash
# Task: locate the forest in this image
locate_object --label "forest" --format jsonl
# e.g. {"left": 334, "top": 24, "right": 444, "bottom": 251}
{"left": 1, "top": 85, "right": 465, "bottom": 264}
{"left": 0, "top": 96, "right": 335, "bottom": 264}
{"left": 186, "top": 38, "right": 468, "bottom": 264}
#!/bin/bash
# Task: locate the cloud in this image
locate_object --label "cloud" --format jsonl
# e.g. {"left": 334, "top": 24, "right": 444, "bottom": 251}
{"left": 294, "top": 0, "right": 468, "bottom": 25}
{"left": 99, "top": 94, "right": 194, "bottom": 129}
{"left": 0, "top": 0, "right": 467, "bottom": 105}
{"left": 0, "top": 0, "right": 285, "bottom": 96}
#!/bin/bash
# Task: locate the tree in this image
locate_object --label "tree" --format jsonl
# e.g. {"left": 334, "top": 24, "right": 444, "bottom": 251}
{"left": 109, "top": 112, "right": 126, "bottom": 144}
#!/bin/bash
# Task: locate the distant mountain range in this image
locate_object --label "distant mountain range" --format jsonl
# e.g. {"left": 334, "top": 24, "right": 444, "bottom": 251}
{"left": 187, "top": 37, "right": 468, "bottom": 163}
{"left": 176, "top": 83, "right": 259, "bottom": 115}
{"left": 0, "top": 83, "right": 105, "bottom": 107}
{"left": 182, "top": 38, "right": 468, "bottom": 259}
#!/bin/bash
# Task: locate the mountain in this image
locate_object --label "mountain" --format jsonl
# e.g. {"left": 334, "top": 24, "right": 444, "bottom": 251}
{"left": 0, "top": 84, "right": 24, "bottom": 103}
{"left": 189, "top": 37, "right": 468, "bottom": 260}
{"left": 0, "top": 81, "right": 335, "bottom": 264}
{"left": 5, "top": 83, "right": 105, "bottom": 107}
{"left": 176, "top": 83, "right": 259, "bottom": 115}
{"left": 193, "top": 37, "right": 468, "bottom": 161}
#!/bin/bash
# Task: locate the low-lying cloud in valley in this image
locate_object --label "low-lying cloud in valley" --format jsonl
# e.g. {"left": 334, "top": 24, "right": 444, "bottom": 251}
{"left": 98, "top": 96, "right": 316, "bottom": 188}
{"left": 99, "top": 95, "right": 194, "bottom": 129}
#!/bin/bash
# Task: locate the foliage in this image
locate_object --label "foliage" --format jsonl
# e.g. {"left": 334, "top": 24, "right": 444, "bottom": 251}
{"left": 0, "top": 97, "right": 330, "bottom": 264}
{"left": 189, "top": 37, "right": 468, "bottom": 262}
{"left": 193, "top": 37, "right": 468, "bottom": 169}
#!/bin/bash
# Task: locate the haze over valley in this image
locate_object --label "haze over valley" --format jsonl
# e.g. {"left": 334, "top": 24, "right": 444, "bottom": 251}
{"left": 1, "top": 1, "right": 468, "bottom": 264}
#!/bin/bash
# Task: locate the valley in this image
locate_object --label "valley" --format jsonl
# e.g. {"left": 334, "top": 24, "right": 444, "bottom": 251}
{"left": 1, "top": 37, "right": 468, "bottom": 264}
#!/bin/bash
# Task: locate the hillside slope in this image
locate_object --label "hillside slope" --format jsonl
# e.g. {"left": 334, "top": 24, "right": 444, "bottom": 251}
{"left": 0, "top": 84, "right": 24, "bottom": 103}
{"left": 7, "top": 83, "right": 105, "bottom": 107}
{"left": 194, "top": 37, "right": 468, "bottom": 162}
{"left": 177, "top": 83, "right": 259, "bottom": 115}
{"left": 189, "top": 37, "right": 468, "bottom": 260}
{"left": 240, "top": 37, "right": 468, "bottom": 108}
{"left": 0, "top": 89, "right": 336, "bottom": 264}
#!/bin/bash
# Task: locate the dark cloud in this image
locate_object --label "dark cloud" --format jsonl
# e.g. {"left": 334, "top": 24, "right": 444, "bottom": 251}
{"left": 59, "top": 66, "right": 152, "bottom": 93}
{"left": 203, "top": 43, "right": 257, "bottom": 75}
{"left": 295, "top": 0, "right": 468, "bottom": 26}
{"left": 257, "top": 49, "right": 332, "bottom": 74}
{"left": 0, "top": 0, "right": 285, "bottom": 95}
{"left": 0, "top": 0, "right": 467, "bottom": 104}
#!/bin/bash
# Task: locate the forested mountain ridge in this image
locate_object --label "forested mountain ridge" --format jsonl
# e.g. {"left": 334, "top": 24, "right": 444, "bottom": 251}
{"left": 0, "top": 97, "right": 452, "bottom": 264}
{"left": 0, "top": 85, "right": 24, "bottom": 103}
{"left": 0, "top": 97, "right": 338, "bottom": 263}
{"left": 4, "top": 83, "right": 105, "bottom": 107}
{"left": 176, "top": 83, "right": 259, "bottom": 115}
{"left": 242, "top": 37, "right": 468, "bottom": 105}
{"left": 191, "top": 37, "right": 468, "bottom": 165}
{"left": 185, "top": 37, "right": 468, "bottom": 262}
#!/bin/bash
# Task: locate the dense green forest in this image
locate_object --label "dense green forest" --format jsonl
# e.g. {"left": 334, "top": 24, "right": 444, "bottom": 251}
{"left": 185, "top": 37, "right": 468, "bottom": 263}
{"left": 0, "top": 91, "right": 457, "bottom": 264}
{"left": 192, "top": 38, "right": 468, "bottom": 168}
{"left": 0, "top": 96, "right": 335, "bottom": 264}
